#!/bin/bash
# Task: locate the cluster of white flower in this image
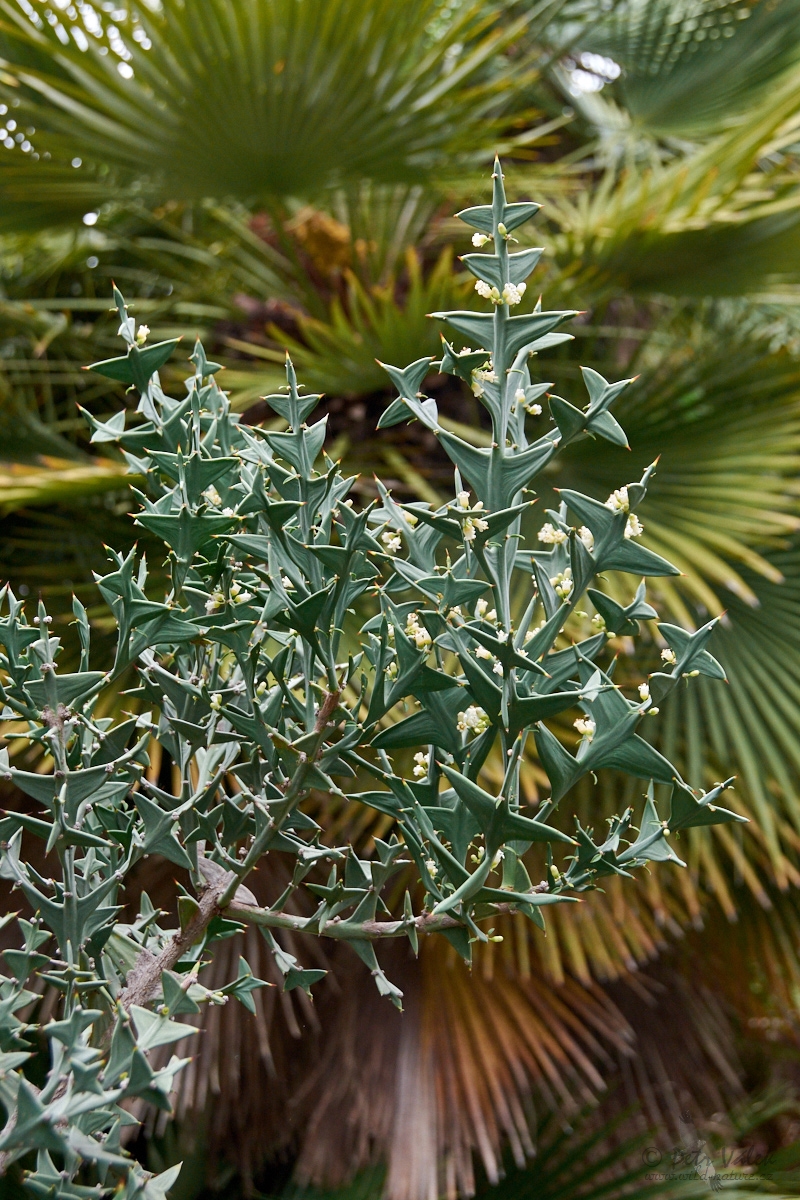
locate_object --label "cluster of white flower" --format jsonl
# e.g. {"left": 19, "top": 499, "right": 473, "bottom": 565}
{"left": 210, "top": 692, "right": 223, "bottom": 712}
{"left": 454, "top": 488, "right": 489, "bottom": 541}
{"left": 578, "top": 526, "right": 594, "bottom": 551}
{"left": 661, "top": 647, "right": 677, "bottom": 665}
{"left": 475, "top": 280, "right": 501, "bottom": 303}
{"left": 425, "top": 858, "right": 438, "bottom": 878}
{"left": 605, "top": 487, "right": 643, "bottom": 538}
{"left": 514, "top": 387, "right": 542, "bottom": 416}
{"left": 472, "top": 232, "right": 492, "bottom": 247}
{"left": 550, "top": 567, "right": 573, "bottom": 601}
{"left": 406, "top": 611, "right": 432, "bottom": 650}
{"left": 463, "top": 512, "right": 488, "bottom": 543}
{"left": 457, "top": 705, "right": 490, "bottom": 735}
{"left": 413, "top": 751, "right": 430, "bottom": 778}
{"left": 624, "top": 514, "right": 644, "bottom": 539}
{"left": 574, "top": 716, "right": 595, "bottom": 740}
{"left": 381, "top": 530, "right": 402, "bottom": 554}
{"left": 203, "top": 485, "right": 222, "bottom": 507}
{"left": 538, "top": 522, "right": 568, "bottom": 546}
{"left": 605, "top": 486, "right": 629, "bottom": 513}
{"left": 205, "top": 581, "right": 252, "bottom": 614}
{"left": 474, "top": 644, "right": 503, "bottom": 675}
{"left": 474, "top": 280, "right": 527, "bottom": 307}
{"left": 503, "top": 282, "right": 526, "bottom": 306}
{"left": 471, "top": 366, "right": 498, "bottom": 398}
{"left": 205, "top": 590, "right": 225, "bottom": 614}
{"left": 474, "top": 598, "right": 498, "bottom": 622}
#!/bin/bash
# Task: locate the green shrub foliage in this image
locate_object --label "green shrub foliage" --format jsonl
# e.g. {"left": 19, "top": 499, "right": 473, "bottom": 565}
{"left": 0, "top": 161, "right": 743, "bottom": 1195}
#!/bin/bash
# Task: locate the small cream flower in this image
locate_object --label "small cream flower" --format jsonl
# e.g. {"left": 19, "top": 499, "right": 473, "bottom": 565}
{"left": 493, "top": 661, "right": 503, "bottom": 675}
{"left": 638, "top": 682, "right": 651, "bottom": 702}
{"left": 574, "top": 716, "right": 595, "bottom": 740}
{"left": 526, "top": 402, "right": 542, "bottom": 416}
{"left": 457, "top": 705, "right": 490, "bottom": 735}
{"left": 475, "top": 280, "right": 501, "bottom": 304}
{"left": 205, "top": 589, "right": 225, "bottom": 614}
{"left": 413, "top": 751, "right": 430, "bottom": 778}
{"left": 381, "top": 530, "right": 402, "bottom": 554}
{"left": 209, "top": 692, "right": 223, "bottom": 712}
{"left": 624, "top": 514, "right": 644, "bottom": 539}
{"left": 135, "top": 324, "right": 150, "bottom": 346}
{"left": 425, "top": 859, "right": 438, "bottom": 878}
{"left": 457, "top": 491, "right": 471, "bottom": 509}
{"left": 472, "top": 232, "right": 491, "bottom": 247}
{"left": 475, "top": 598, "right": 489, "bottom": 619}
{"left": 502, "top": 282, "right": 526, "bottom": 306}
{"left": 605, "top": 486, "right": 629, "bottom": 513}
{"left": 475, "top": 645, "right": 493, "bottom": 660}
{"left": 661, "top": 647, "right": 677, "bottom": 665}
{"left": 406, "top": 612, "right": 432, "bottom": 650}
{"left": 203, "top": 485, "right": 222, "bottom": 506}
{"left": 591, "top": 613, "right": 606, "bottom": 631}
{"left": 550, "top": 568, "right": 573, "bottom": 601}
{"left": 538, "top": 522, "right": 567, "bottom": 545}
{"left": 578, "top": 526, "right": 594, "bottom": 551}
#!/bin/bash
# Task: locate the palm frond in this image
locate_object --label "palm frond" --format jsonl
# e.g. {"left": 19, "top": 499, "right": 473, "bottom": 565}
{"left": 568, "top": 0, "right": 800, "bottom": 143}
{"left": 0, "top": 0, "right": 542, "bottom": 231}
{"left": 539, "top": 75, "right": 800, "bottom": 296}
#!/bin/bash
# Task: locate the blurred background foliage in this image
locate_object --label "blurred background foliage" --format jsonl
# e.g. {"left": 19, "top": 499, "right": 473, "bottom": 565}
{"left": 6, "top": 0, "right": 800, "bottom": 1197}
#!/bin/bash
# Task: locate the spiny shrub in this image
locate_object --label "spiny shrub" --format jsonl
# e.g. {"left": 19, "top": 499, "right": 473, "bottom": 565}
{"left": 0, "top": 160, "right": 742, "bottom": 1196}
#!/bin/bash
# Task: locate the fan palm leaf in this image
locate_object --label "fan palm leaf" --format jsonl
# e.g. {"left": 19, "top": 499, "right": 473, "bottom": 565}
{"left": 540, "top": 72, "right": 800, "bottom": 297}
{"left": 564, "top": 0, "right": 800, "bottom": 144}
{"left": 0, "top": 0, "right": 547, "bottom": 231}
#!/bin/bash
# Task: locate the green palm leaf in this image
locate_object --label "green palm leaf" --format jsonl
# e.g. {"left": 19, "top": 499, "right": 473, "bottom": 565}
{"left": 575, "top": 0, "right": 800, "bottom": 143}
{"left": 541, "top": 71, "right": 800, "bottom": 297}
{"left": 0, "top": 0, "right": 539, "bottom": 230}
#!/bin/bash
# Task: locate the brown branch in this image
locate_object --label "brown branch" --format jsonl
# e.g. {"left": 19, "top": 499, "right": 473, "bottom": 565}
{"left": 226, "top": 898, "right": 555, "bottom": 940}
{"left": 118, "top": 883, "right": 223, "bottom": 1011}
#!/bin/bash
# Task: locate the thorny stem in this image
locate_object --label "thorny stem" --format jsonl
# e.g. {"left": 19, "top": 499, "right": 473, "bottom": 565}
{"left": 217, "top": 688, "right": 342, "bottom": 907}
